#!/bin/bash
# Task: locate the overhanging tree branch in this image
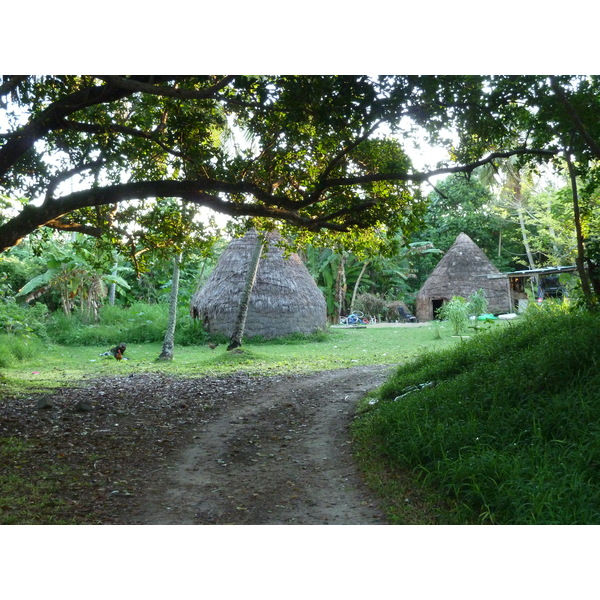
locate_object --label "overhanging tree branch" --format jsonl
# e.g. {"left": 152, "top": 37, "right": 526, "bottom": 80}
{"left": 322, "top": 148, "right": 558, "bottom": 187}
{"left": 0, "top": 146, "right": 558, "bottom": 254}
{"left": 44, "top": 219, "right": 103, "bottom": 237}
{"left": 0, "top": 76, "right": 178, "bottom": 179}
{"left": 98, "top": 75, "right": 235, "bottom": 100}
{"left": 0, "top": 180, "right": 327, "bottom": 252}
{"left": 61, "top": 118, "right": 187, "bottom": 159}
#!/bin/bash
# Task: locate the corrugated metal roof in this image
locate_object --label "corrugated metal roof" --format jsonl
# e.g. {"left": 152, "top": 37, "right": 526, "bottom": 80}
{"left": 487, "top": 266, "right": 578, "bottom": 279}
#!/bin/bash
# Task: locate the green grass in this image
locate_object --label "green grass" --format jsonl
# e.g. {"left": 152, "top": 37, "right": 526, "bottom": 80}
{"left": 0, "top": 323, "right": 462, "bottom": 391}
{"left": 352, "top": 308, "right": 600, "bottom": 524}
{"left": 0, "top": 334, "right": 46, "bottom": 368}
{"left": 0, "top": 437, "right": 80, "bottom": 524}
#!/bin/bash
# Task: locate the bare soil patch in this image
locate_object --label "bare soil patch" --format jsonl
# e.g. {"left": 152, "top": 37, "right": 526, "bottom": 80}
{"left": 1, "top": 365, "right": 393, "bottom": 524}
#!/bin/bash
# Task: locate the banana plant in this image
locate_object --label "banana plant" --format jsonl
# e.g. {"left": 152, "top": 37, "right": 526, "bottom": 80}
{"left": 17, "top": 238, "right": 130, "bottom": 320}
{"left": 303, "top": 245, "right": 373, "bottom": 321}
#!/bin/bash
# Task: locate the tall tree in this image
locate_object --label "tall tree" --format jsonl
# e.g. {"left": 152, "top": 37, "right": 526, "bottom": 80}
{"left": 157, "top": 252, "right": 182, "bottom": 361}
{"left": 0, "top": 75, "right": 555, "bottom": 257}
{"left": 227, "top": 232, "right": 264, "bottom": 351}
{"left": 477, "top": 157, "right": 541, "bottom": 271}
{"left": 420, "top": 173, "right": 512, "bottom": 261}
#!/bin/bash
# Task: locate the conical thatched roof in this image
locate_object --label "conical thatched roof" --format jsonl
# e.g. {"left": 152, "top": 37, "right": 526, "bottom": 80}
{"left": 416, "top": 232, "right": 511, "bottom": 321}
{"left": 191, "top": 229, "right": 327, "bottom": 339}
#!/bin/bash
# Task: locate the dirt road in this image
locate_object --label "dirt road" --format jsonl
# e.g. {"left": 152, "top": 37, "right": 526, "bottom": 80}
{"left": 2, "top": 365, "right": 394, "bottom": 524}
{"left": 130, "top": 365, "right": 393, "bottom": 525}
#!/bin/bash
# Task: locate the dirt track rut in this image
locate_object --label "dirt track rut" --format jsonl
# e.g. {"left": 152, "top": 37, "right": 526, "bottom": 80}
{"left": 131, "top": 365, "right": 393, "bottom": 525}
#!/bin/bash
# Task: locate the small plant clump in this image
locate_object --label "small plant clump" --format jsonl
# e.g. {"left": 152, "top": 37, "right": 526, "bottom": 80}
{"left": 437, "top": 289, "right": 492, "bottom": 335}
{"left": 437, "top": 295, "right": 470, "bottom": 335}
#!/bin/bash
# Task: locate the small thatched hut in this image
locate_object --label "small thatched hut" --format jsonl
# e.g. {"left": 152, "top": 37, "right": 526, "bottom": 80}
{"left": 415, "top": 232, "right": 511, "bottom": 321}
{"left": 191, "top": 229, "right": 327, "bottom": 339}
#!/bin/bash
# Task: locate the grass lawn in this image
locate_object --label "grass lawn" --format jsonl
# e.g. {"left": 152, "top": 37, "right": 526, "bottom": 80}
{"left": 1, "top": 323, "right": 466, "bottom": 392}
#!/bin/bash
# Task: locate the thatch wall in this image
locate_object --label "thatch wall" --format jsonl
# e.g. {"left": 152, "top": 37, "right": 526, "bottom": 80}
{"left": 190, "top": 230, "right": 327, "bottom": 339}
{"left": 416, "top": 232, "right": 511, "bottom": 321}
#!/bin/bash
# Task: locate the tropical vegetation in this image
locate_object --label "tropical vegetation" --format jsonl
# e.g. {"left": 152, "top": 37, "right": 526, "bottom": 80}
{"left": 2, "top": 75, "right": 600, "bottom": 524}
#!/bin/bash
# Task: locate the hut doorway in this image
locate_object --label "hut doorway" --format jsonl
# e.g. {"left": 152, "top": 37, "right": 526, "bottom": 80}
{"left": 432, "top": 298, "right": 445, "bottom": 320}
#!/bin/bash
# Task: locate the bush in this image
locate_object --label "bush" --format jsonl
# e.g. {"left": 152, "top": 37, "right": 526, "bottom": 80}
{"left": 45, "top": 302, "right": 211, "bottom": 346}
{"left": 467, "top": 288, "right": 488, "bottom": 317}
{"left": 353, "top": 293, "right": 388, "bottom": 319}
{"left": 437, "top": 290, "right": 490, "bottom": 335}
{"left": 437, "top": 296, "right": 469, "bottom": 334}
{"left": 0, "top": 334, "right": 45, "bottom": 367}
{"left": 0, "top": 298, "right": 49, "bottom": 339}
{"left": 354, "top": 293, "right": 412, "bottom": 321}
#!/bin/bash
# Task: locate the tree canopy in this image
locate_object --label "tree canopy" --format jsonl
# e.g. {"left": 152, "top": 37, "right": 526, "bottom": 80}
{"left": 1, "top": 75, "right": 599, "bottom": 297}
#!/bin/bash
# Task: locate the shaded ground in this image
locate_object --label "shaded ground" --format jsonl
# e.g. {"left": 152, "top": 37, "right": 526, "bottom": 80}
{"left": 1, "top": 365, "right": 393, "bottom": 524}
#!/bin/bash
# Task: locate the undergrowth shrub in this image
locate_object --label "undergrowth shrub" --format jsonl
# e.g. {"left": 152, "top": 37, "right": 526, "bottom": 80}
{"left": 46, "top": 302, "right": 211, "bottom": 346}
{"left": 0, "top": 334, "right": 46, "bottom": 367}
{"left": 354, "top": 294, "right": 389, "bottom": 320}
{"left": 0, "top": 298, "right": 49, "bottom": 339}
{"left": 354, "top": 308, "right": 600, "bottom": 524}
{"left": 354, "top": 293, "right": 414, "bottom": 321}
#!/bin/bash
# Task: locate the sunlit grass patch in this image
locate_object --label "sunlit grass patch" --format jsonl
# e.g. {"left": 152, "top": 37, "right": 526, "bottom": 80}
{"left": 1, "top": 323, "right": 464, "bottom": 390}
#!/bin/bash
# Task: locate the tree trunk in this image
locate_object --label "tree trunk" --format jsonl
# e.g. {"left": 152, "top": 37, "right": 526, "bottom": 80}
{"left": 227, "top": 236, "right": 264, "bottom": 351}
{"left": 517, "top": 204, "right": 537, "bottom": 291}
{"left": 108, "top": 260, "right": 118, "bottom": 305}
{"left": 514, "top": 185, "right": 536, "bottom": 271}
{"left": 158, "top": 253, "right": 182, "bottom": 361}
{"left": 335, "top": 252, "right": 347, "bottom": 322}
{"left": 510, "top": 173, "right": 538, "bottom": 295}
{"left": 566, "top": 156, "right": 594, "bottom": 305}
{"left": 350, "top": 260, "right": 370, "bottom": 314}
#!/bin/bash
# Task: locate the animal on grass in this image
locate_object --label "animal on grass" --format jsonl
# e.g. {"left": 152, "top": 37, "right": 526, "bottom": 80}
{"left": 208, "top": 342, "right": 219, "bottom": 350}
{"left": 100, "top": 343, "right": 128, "bottom": 360}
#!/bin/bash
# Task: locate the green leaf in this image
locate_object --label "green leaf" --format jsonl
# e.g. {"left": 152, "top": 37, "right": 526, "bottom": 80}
{"left": 16, "top": 269, "right": 58, "bottom": 297}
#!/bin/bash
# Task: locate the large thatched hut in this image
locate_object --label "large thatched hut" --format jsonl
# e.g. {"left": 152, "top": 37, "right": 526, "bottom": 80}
{"left": 415, "top": 232, "right": 511, "bottom": 321}
{"left": 191, "top": 229, "right": 327, "bottom": 339}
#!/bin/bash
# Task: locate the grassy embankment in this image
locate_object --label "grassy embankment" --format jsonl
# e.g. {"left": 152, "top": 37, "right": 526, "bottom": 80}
{"left": 352, "top": 307, "right": 600, "bottom": 525}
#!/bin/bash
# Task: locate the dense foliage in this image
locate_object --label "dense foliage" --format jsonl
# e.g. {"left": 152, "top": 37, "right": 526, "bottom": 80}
{"left": 2, "top": 75, "right": 597, "bottom": 306}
